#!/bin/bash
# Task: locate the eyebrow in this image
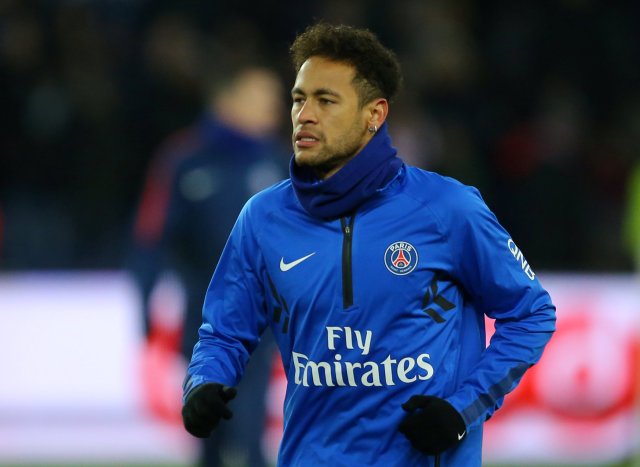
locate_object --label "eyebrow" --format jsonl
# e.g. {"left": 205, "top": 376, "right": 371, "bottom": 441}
{"left": 291, "top": 87, "right": 341, "bottom": 98}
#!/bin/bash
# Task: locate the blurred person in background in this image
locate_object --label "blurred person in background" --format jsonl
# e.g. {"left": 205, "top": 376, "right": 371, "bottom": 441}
{"left": 181, "top": 23, "right": 556, "bottom": 466}
{"left": 129, "top": 59, "right": 286, "bottom": 466}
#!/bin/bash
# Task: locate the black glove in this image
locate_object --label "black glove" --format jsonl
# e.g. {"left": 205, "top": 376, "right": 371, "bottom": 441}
{"left": 182, "top": 383, "right": 237, "bottom": 438}
{"left": 399, "top": 395, "right": 466, "bottom": 455}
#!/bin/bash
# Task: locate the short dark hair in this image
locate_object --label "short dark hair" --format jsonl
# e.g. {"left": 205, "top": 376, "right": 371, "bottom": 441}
{"left": 289, "top": 23, "right": 403, "bottom": 106}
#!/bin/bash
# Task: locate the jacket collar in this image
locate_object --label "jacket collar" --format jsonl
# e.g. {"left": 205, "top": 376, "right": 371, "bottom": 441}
{"left": 290, "top": 123, "right": 403, "bottom": 220}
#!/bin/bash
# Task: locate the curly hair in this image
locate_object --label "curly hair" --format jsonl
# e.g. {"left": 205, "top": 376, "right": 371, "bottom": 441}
{"left": 290, "top": 23, "right": 403, "bottom": 106}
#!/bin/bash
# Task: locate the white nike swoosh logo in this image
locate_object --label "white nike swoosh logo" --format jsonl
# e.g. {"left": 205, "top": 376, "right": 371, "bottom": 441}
{"left": 280, "top": 252, "right": 316, "bottom": 271}
{"left": 458, "top": 431, "right": 466, "bottom": 441}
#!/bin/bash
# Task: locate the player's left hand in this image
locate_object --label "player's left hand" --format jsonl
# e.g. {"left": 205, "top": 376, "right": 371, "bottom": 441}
{"left": 399, "top": 395, "right": 467, "bottom": 455}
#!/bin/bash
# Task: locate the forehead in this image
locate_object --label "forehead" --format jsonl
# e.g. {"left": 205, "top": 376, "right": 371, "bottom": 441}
{"left": 293, "top": 56, "right": 357, "bottom": 95}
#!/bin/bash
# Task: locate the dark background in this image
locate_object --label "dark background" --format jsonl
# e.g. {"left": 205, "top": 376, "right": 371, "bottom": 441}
{"left": 1, "top": 0, "right": 638, "bottom": 271}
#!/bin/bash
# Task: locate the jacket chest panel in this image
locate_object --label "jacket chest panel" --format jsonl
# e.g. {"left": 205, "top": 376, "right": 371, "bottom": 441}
{"left": 261, "top": 209, "right": 456, "bottom": 335}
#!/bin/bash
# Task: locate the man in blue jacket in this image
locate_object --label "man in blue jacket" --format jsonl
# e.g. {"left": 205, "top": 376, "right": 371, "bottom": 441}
{"left": 182, "top": 23, "right": 556, "bottom": 466}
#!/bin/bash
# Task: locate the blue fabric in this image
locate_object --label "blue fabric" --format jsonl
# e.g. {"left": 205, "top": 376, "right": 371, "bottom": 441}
{"left": 185, "top": 161, "right": 556, "bottom": 466}
{"left": 290, "top": 122, "right": 403, "bottom": 219}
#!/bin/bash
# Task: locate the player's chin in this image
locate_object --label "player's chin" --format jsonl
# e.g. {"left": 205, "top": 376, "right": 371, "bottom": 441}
{"left": 293, "top": 150, "right": 320, "bottom": 167}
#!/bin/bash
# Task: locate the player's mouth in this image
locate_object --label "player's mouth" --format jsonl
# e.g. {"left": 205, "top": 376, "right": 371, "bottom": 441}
{"left": 295, "top": 131, "right": 320, "bottom": 148}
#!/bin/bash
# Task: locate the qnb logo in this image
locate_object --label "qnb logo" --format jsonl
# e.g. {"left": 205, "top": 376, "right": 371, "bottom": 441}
{"left": 507, "top": 239, "right": 535, "bottom": 280}
{"left": 385, "top": 241, "right": 419, "bottom": 275}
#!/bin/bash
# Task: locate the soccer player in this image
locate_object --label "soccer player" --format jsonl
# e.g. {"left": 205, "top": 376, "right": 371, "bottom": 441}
{"left": 182, "top": 23, "right": 556, "bottom": 466}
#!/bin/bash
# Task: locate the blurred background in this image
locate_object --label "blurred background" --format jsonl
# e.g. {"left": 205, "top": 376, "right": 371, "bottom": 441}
{"left": 0, "top": 0, "right": 639, "bottom": 466}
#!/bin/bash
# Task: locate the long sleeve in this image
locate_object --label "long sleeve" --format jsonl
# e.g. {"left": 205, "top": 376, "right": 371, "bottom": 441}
{"left": 183, "top": 199, "right": 269, "bottom": 400}
{"left": 440, "top": 187, "right": 556, "bottom": 429}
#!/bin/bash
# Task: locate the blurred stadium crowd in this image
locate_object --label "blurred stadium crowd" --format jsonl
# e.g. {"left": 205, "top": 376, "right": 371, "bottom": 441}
{"left": 1, "top": 0, "right": 639, "bottom": 271}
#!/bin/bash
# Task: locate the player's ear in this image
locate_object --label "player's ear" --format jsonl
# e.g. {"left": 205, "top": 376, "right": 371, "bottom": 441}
{"left": 366, "top": 98, "right": 388, "bottom": 130}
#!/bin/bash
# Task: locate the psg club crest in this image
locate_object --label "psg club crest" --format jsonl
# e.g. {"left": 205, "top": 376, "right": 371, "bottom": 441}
{"left": 384, "top": 241, "right": 418, "bottom": 275}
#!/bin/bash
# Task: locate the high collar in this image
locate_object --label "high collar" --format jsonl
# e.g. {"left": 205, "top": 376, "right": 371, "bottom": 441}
{"left": 290, "top": 123, "right": 403, "bottom": 220}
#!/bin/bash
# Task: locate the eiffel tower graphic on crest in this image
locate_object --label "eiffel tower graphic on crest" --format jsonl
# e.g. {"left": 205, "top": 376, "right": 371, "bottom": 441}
{"left": 392, "top": 249, "right": 410, "bottom": 268}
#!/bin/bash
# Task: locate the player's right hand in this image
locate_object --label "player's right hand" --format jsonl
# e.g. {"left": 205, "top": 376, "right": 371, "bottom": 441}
{"left": 182, "top": 382, "right": 237, "bottom": 438}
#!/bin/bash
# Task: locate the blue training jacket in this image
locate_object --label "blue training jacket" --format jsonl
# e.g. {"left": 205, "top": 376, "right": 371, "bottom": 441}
{"left": 184, "top": 164, "right": 556, "bottom": 466}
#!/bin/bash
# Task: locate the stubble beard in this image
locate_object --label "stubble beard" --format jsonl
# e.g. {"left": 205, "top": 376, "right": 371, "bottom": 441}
{"left": 294, "top": 123, "right": 368, "bottom": 179}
